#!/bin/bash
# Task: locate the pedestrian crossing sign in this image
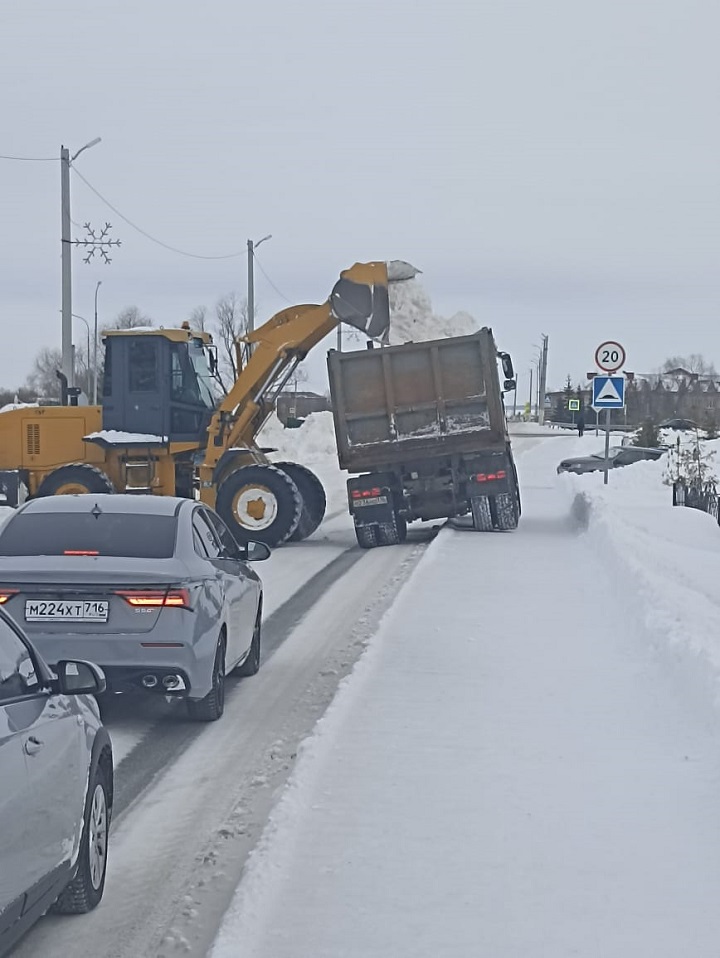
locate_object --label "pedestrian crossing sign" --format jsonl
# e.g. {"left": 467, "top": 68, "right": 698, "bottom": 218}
{"left": 568, "top": 399, "right": 580, "bottom": 411}
{"left": 592, "top": 375, "right": 625, "bottom": 409}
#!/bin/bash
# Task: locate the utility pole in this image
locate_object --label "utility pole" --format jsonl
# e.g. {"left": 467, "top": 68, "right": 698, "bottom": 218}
{"left": 537, "top": 334, "right": 549, "bottom": 427}
{"left": 93, "top": 280, "right": 102, "bottom": 405}
{"left": 60, "top": 146, "right": 72, "bottom": 387}
{"left": 528, "top": 367, "right": 533, "bottom": 420}
{"left": 247, "top": 240, "right": 255, "bottom": 335}
{"left": 60, "top": 137, "right": 101, "bottom": 388}
{"left": 247, "top": 234, "right": 272, "bottom": 335}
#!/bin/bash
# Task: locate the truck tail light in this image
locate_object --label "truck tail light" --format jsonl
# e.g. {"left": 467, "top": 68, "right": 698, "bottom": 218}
{"left": 351, "top": 487, "right": 382, "bottom": 498}
{"left": 475, "top": 470, "right": 507, "bottom": 482}
{"left": 0, "top": 589, "right": 18, "bottom": 605}
{"left": 115, "top": 589, "right": 191, "bottom": 609}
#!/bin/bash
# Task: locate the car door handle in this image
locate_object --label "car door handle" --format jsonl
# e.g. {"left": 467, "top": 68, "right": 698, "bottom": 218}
{"left": 24, "top": 736, "right": 44, "bottom": 756}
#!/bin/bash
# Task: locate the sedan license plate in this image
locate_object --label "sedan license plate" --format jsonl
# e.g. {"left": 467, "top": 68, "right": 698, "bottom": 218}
{"left": 353, "top": 496, "right": 387, "bottom": 507}
{"left": 25, "top": 599, "right": 109, "bottom": 623}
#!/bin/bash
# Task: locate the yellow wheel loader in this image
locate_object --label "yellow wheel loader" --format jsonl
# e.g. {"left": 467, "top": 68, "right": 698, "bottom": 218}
{"left": 0, "top": 261, "right": 403, "bottom": 547}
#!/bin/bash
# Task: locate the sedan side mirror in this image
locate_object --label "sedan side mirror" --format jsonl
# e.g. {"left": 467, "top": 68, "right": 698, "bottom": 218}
{"left": 55, "top": 660, "right": 106, "bottom": 696}
{"left": 245, "top": 541, "right": 271, "bottom": 562}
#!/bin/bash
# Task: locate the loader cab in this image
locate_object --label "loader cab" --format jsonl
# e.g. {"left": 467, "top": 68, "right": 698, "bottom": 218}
{"left": 102, "top": 328, "right": 217, "bottom": 443}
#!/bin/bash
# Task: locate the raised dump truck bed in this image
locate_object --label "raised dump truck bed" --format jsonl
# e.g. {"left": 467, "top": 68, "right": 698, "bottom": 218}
{"left": 327, "top": 328, "right": 520, "bottom": 547}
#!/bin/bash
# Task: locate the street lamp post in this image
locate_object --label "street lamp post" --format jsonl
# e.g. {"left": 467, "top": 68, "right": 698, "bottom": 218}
{"left": 93, "top": 281, "right": 102, "bottom": 404}
{"left": 61, "top": 137, "right": 101, "bottom": 387}
{"left": 246, "top": 234, "right": 272, "bottom": 335}
{"left": 72, "top": 314, "right": 91, "bottom": 398}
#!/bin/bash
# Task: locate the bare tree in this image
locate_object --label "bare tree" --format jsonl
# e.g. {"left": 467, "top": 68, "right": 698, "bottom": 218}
{"left": 187, "top": 306, "right": 208, "bottom": 332}
{"left": 662, "top": 354, "right": 717, "bottom": 376}
{"left": 25, "top": 345, "right": 91, "bottom": 400}
{"left": 213, "top": 293, "right": 250, "bottom": 389}
{"left": 25, "top": 347, "right": 62, "bottom": 399}
{"left": 110, "top": 306, "right": 153, "bottom": 330}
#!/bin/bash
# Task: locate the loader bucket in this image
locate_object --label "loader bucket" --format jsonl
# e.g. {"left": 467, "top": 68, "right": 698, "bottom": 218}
{"left": 330, "top": 260, "right": 420, "bottom": 340}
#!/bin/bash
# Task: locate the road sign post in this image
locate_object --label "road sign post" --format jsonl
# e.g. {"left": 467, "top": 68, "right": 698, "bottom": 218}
{"left": 593, "top": 341, "right": 627, "bottom": 485}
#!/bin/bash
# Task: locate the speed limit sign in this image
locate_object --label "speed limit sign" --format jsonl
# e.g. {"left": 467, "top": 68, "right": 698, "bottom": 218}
{"left": 595, "top": 340, "right": 626, "bottom": 373}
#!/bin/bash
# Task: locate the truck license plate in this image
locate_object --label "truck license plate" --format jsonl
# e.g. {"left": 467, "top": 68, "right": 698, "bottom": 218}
{"left": 25, "top": 600, "right": 109, "bottom": 623}
{"left": 353, "top": 496, "right": 387, "bottom": 507}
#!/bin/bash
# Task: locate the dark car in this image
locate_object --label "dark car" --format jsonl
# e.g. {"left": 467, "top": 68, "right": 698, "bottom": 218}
{"left": 0, "top": 608, "right": 112, "bottom": 956}
{"left": 659, "top": 418, "right": 698, "bottom": 431}
{"left": 0, "top": 495, "right": 270, "bottom": 722}
{"left": 557, "top": 445, "right": 666, "bottom": 475}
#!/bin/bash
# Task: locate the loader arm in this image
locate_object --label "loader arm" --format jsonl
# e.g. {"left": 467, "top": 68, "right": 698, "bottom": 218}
{"left": 202, "top": 261, "right": 392, "bottom": 469}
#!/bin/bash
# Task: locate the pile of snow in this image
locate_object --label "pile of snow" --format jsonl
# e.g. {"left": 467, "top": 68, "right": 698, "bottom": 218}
{"left": 258, "top": 411, "right": 348, "bottom": 511}
{"left": 387, "top": 278, "right": 478, "bottom": 345}
{"left": 558, "top": 441, "right": 720, "bottom": 691}
{"left": 257, "top": 411, "right": 338, "bottom": 463}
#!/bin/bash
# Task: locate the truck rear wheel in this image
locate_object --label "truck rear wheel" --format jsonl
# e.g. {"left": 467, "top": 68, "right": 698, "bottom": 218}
{"left": 491, "top": 492, "right": 519, "bottom": 531}
{"left": 216, "top": 465, "right": 302, "bottom": 547}
{"left": 377, "top": 512, "right": 406, "bottom": 546}
{"left": 35, "top": 463, "right": 115, "bottom": 498}
{"left": 274, "top": 462, "right": 327, "bottom": 542}
{"left": 354, "top": 521, "right": 378, "bottom": 549}
{"left": 471, "top": 495, "right": 494, "bottom": 532}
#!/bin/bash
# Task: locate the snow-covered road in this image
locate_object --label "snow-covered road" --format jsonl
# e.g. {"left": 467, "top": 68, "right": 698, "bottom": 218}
{"left": 212, "top": 435, "right": 720, "bottom": 958}
{"left": 14, "top": 418, "right": 720, "bottom": 958}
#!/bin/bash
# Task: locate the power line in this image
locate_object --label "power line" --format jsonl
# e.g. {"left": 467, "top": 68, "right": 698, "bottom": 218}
{"left": 0, "top": 154, "right": 56, "bottom": 161}
{"left": 72, "top": 166, "right": 245, "bottom": 261}
{"left": 252, "top": 250, "right": 292, "bottom": 303}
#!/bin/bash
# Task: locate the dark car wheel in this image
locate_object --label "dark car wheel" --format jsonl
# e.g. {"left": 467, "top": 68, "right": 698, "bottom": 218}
{"left": 52, "top": 761, "right": 110, "bottom": 914}
{"left": 233, "top": 606, "right": 261, "bottom": 677}
{"left": 187, "top": 638, "right": 226, "bottom": 722}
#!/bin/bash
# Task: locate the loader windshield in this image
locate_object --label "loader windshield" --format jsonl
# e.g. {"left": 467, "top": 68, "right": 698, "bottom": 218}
{"left": 170, "top": 340, "right": 216, "bottom": 409}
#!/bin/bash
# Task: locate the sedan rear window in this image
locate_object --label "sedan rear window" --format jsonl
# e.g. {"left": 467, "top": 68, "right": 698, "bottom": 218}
{"left": 0, "top": 513, "right": 177, "bottom": 558}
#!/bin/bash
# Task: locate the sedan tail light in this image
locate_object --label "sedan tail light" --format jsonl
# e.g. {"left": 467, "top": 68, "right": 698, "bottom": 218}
{"left": 115, "top": 589, "right": 192, "bottom": 610}
{"left": 0, "top": 589, "right": 18, "bottom": 605}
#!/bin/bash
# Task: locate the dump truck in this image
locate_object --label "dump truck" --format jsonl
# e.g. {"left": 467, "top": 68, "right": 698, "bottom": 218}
{"left": 327, "top": 327, "right": 520, "bottom": 547}
{"left": 0, "top": 261, "right": 410, "bottom": 547}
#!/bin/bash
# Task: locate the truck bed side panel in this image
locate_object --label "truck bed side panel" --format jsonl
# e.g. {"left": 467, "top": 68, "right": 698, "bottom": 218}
{"left": 328, "top": 330, "right": 507, "bottom": 472}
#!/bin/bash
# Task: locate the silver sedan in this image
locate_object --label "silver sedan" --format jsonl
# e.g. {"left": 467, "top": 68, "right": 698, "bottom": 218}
{"left": 0, "top": 495, "right": 269, "bottom": 722}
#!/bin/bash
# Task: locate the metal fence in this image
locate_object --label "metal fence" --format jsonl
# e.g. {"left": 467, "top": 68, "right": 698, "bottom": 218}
{"left": 673, "top": 481, "right": 720, "bottom": 523}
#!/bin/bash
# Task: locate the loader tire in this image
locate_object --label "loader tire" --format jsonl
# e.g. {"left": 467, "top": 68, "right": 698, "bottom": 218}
{"left": 216, "top": 464, "right": 302, "bottom": 547}
{"left": 35, "top": 463, "right": 115, "bottom": 498}
{"left": 274, "top": 462, "right": 327, "bottom": 542}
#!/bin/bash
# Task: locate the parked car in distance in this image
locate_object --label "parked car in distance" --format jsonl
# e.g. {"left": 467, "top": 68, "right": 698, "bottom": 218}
{"left": 0, "top": 607, "right": 112, "bottom": 956}
{"left": 659, "top": 418, "right": 699, "bottom": 431}
{"left": 0, "top": 495, "right": 270, "bottom": 722}
{"left": 557, "top": 445, "right": 666, "bottom": 475}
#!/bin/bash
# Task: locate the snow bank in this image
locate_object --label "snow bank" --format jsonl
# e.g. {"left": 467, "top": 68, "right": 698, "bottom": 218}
{"left": 387, "top": 278, "right": 478, "bottom": 345}
{"left": 558, "top": 447, "right": 720, "bottom": 698}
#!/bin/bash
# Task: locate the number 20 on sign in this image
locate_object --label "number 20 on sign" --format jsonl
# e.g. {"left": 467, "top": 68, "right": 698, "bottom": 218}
{"left": 594, "top": 340, "right": 626, "bottom": 373}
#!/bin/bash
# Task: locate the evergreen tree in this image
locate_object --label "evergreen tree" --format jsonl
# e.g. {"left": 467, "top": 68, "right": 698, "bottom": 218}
{"left": 633, "top": 418, "right": 661, "bottom": 447}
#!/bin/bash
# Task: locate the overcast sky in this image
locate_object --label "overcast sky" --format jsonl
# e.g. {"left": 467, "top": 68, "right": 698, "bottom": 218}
{"left": 2, "top": 0, "right": 718, "bottom": 396}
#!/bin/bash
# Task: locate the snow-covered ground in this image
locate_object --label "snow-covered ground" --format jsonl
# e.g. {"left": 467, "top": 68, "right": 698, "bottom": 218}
{"left": 210, "top": 427, "right": 720, "bottom": 958}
